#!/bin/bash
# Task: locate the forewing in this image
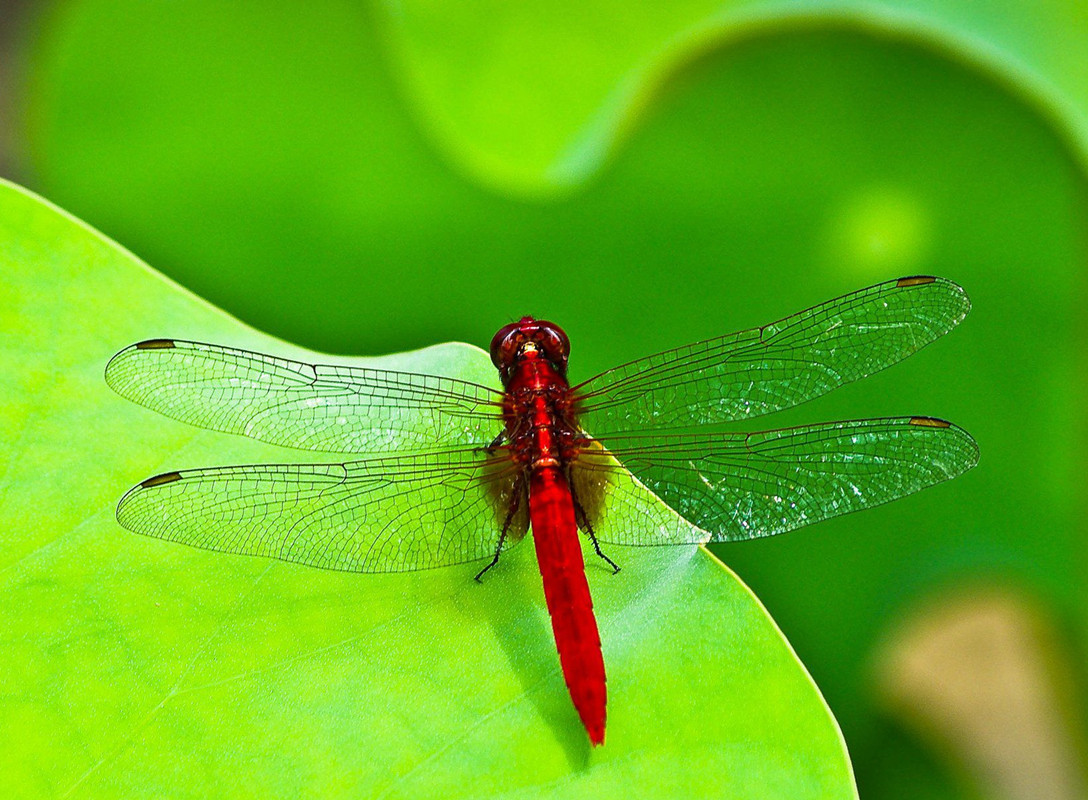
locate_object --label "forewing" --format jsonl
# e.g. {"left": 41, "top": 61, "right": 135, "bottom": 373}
{"left": 116, "top": 449, "right": 526, "bottom": 572}
{"left": 573, "top": 417, "right": 978, "bottom": 545}
{"left": 575, "top": 277, "right": 970, "bottom": 433}
{"left": 105, "top": 340, "right": 503, "bottom": 453}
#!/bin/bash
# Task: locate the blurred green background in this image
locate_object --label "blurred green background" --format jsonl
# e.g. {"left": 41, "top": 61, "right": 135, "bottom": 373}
{"left": 2, "top": 1, "right": 1086, "bottom": 797}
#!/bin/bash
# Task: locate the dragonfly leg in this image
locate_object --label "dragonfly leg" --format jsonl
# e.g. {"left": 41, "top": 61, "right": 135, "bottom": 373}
{"left": 587, "top": 531, "right": 620, "bottom": 574}
{"left": 570, "top": 479, "right": 621, "bottom": 575}
{"left": 485, "top": 431, "right": 507, "bottom": 454}
{"left": 475, "top": 474, "right": 525, "bottom": 583}
{"left": 474, "top": 542, "right": 504, "bottom": 583}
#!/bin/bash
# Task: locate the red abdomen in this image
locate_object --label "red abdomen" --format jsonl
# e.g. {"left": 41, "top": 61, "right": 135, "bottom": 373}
{"left": 529, "top": 466, "right": 607, "bottom": 746}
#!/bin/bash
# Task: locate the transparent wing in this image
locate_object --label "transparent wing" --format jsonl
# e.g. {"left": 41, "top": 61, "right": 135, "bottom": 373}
{"left": 570, "top": 440, "right": 709, "bottom": 548}
{"left": 105, "top": 340, "right": 503, "bottom": 453}
{"left": 116, "top": 448, "right": 527, "bottom": 572}
{"left": 572, "top": 417, "right": 978, "bottom": 545}
{"left": 574, "top": 277, "right": 970, "bottom": 433}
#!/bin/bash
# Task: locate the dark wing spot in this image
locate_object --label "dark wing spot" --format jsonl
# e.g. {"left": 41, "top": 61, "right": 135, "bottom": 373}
{"left": 135, "top": 339, "right": 176, "bottom": 350}
{"left": 909, "top": 416, "right": 951, "bottom": 428}
{"left": 896, "top": 275, "right": 937, "bottom": 288}
{"left": 140, "top": 471, "right": 183, "bottom": 488}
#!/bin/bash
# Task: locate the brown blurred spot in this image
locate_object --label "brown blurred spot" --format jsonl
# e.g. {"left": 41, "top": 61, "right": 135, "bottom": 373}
{"left": 875, "top": 587, "right": 1087, "bottom": 800}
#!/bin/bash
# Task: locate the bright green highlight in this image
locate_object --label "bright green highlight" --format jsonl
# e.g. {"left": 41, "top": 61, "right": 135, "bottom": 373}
{"left": 829, "top": 188, "right": 931, "bottom": 278}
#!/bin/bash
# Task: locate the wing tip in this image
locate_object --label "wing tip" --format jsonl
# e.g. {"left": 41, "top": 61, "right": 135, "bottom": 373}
{"left": 116, "top": 471, "right": 184, "bottom": 522}
{"left": 895, "top": 275, "right": 972, "bottom": 323}
{"left": 105, "top": 339, "right": 178, "bottom": 388}
{"left": 907, "top": 416, "right": 981, "bottom": 471}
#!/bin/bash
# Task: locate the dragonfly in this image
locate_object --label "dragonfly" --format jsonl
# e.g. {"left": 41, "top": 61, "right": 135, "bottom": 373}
{"left": 106, "top": 275, "right": 978, "bottom": 746}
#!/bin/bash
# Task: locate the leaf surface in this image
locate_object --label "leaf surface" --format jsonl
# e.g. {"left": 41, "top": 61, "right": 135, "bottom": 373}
{"left": 0, "top": 179, "right": 856, "bottom": 799}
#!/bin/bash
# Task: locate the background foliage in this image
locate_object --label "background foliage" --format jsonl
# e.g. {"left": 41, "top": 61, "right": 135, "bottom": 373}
{"left": 2, "top": 1, "right": 1087, "bottom": 797}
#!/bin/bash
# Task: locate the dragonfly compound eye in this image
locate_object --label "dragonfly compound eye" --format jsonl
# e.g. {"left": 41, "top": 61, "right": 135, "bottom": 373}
{"left": 491, "top": 317, "right": 570, "bottom": 374}
{"left": 532, "top": 320, "right": 570, "bottom": 373}
{"left": 490, "top": 320, "right": 527, "bottom": 370}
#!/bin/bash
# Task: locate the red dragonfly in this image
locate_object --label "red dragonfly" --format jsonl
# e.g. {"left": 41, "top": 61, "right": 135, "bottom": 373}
{"left": 106, "top": 276, "right": 978, "bottom": 746}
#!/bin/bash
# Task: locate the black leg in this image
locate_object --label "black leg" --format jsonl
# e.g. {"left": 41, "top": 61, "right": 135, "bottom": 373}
{"left": 485, "top": 431, "right": 507, "bottom": 455}
{"left": 586, "top": 527, "right": 621, "bottom": 574}
{"left": 569, "top": 472, "right": 620, "bottom": 575}
{"left": 474, "top": 533, "right": 507, "bottom": 582}
{"left": 475, "top": 474, "right": 524, "bottom": 583}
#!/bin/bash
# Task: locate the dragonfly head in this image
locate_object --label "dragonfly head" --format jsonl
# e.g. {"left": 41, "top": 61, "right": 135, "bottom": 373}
{"left": 490, "top": 316, "right": 570, "bottom": 378}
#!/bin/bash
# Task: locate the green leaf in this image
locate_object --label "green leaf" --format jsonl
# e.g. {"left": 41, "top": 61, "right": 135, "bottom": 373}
{"left": 379, "top": 0, "right": 1088, "bottom": 191}
{"left": 0, "top": 179, "right": 857, "bottom": 797}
